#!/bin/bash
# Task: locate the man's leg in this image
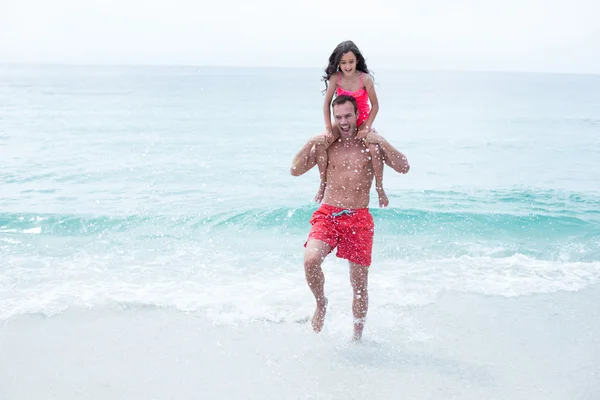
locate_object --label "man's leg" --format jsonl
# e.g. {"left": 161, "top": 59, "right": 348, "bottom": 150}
{"left": 349, "top": 262, "right": 369, "bottom": 341}
{"left": 304, "top": 239, "right": 332, "bottom": 333}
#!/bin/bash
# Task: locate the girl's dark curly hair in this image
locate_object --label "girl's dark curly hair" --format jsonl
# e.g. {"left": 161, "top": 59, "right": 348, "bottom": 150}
{"left": 322, "top": 40, "right": 373, "bottom": 93}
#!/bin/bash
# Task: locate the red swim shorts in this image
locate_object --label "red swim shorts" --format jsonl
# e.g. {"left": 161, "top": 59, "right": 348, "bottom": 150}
{"left": 304, "top": 203, "right": 375, "bottom": 267}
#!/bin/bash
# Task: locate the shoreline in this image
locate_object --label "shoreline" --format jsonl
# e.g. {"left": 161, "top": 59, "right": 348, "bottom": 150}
{"left": 2, "top": 286, "right": 599, "bottom": 399}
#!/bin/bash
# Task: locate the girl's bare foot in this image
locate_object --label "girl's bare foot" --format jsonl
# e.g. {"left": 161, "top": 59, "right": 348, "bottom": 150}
{"left": 376, "top": 187, "right": 389, "bottom": 208}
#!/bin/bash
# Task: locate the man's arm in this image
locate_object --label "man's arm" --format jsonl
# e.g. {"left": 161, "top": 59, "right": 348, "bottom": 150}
{"left": 366, "top": 131, "right": 410, "bottom": 174}
{"left": 290, "top": 134, "right": 327, "bottom": 176}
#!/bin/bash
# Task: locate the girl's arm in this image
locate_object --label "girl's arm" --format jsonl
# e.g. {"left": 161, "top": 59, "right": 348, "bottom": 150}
{"left": 323, "top": 77, "right": 337, "bottom": 132}
{"left": 362, "top": 74, "right": 379, "bottom": 132}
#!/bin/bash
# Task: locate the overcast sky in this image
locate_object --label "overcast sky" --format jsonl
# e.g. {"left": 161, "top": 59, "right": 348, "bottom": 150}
{"left": 1, "top": 0, "right": 599, "bottom": 74}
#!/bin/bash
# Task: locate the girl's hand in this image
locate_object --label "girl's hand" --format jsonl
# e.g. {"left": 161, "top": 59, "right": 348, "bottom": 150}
{"left": 325, "top": 131, "right": 336, "bottom": 146}
{"left": 357, "top": 125, "right": 371, "bottom": 140}
{"left": 325, "top": 125, "right": 336, "bottom": 146}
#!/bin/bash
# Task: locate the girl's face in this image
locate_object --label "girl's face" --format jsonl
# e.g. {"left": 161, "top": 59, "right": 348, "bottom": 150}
{"left": 338, "top": 51, "right": 357, "bottom": 76}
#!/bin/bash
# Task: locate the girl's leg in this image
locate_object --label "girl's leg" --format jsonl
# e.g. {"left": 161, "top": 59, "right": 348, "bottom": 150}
{"left": 314, "top": 145, "right": 327, "bottom": 203}
{"left": 314, "top": 126, "right": 340, "bottom": 203}
{"left": 372, "top": 128, "right": 410, "bottom": 174}
{"left": 369, "top": 143, "right": 389, "bottom": 207}
{"left": 363, "top": 126, "right": 388, "bottom": 207}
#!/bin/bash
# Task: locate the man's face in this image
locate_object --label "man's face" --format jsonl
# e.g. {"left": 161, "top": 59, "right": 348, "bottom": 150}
{"left": 332, "top": 102, "right": 358, "bottom": 139}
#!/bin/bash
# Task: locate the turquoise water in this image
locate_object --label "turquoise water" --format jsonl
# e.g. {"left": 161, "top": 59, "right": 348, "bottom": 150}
{"left": 1, "top": 65, "right": 600, "bottom": 398}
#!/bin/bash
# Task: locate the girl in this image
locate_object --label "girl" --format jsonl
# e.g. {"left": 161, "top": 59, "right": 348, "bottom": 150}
{"left": 315, "top": 40, "right": 389, "bottom": 208}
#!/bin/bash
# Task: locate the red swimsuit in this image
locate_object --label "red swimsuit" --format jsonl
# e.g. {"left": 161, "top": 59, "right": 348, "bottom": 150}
{"left": 335, "top": 72, "right": 370, "bottom": 127}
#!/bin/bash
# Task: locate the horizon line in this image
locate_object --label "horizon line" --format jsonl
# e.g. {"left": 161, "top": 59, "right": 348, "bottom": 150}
{"left": 1, "top": 61, "right": 598, "bottom": 77}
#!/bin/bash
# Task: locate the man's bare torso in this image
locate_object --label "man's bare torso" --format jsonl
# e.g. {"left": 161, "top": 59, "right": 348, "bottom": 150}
{"left": 321, "top": 138, "right": 375, "bottom": 209}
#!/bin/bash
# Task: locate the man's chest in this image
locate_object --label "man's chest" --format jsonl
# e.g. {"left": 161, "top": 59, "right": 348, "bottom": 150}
{"left": 328, "top": 144, "right": 372, "bottom": 171}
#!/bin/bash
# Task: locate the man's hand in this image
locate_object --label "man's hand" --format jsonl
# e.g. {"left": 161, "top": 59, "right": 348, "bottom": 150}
{"left": 325, "top": 131, "right": 336, "bottom": 146}
{"left": 357, "top": 126, "right": 371, "bottom": 140}
{"left": 311, "top": 132, "right": 331, "bottom": 148}
{"left": 365, "top": 130, "right": 385, "bottom": 145}
{"left": 291, "top": 135, "right": 321, "bottom": 176}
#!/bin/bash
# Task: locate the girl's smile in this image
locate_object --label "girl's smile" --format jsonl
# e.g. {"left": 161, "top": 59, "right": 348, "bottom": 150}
{"left": 339, "top": 51, "right": 357, "bottom": 77}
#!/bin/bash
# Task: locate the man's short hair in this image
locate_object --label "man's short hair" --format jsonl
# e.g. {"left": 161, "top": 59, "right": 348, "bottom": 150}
{"left": 331, "top": 95, "right": 358, "bottom": 114}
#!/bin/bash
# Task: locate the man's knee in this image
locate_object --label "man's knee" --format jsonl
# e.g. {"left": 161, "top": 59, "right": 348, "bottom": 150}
{"left": 304, "top": 251, "right": 324, "bottom": 271}
{"left": 304, "top": 257, "right": 324, "bottom": 285}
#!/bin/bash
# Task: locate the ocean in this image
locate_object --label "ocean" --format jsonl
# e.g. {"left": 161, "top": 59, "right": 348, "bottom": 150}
{"left": 1, "top": 64, "right": 599, "bottom": 399}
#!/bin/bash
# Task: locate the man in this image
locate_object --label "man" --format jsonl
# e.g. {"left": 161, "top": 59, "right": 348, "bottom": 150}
{"left": 290, "top": 94, "right": 410, "bottom": 340}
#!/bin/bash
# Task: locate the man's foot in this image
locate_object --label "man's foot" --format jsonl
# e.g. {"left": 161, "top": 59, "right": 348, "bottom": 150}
{"left": 314, "top": 182, "right": 326, "bottom": 203}
{"left": 376, "top": 187, "right": 389, "bottom": 208}
{"left": 352, "top": 317, "right": 365, "bottom": 341}
{"left": 312, "top": 297, "right": 328, "bottom": 333}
